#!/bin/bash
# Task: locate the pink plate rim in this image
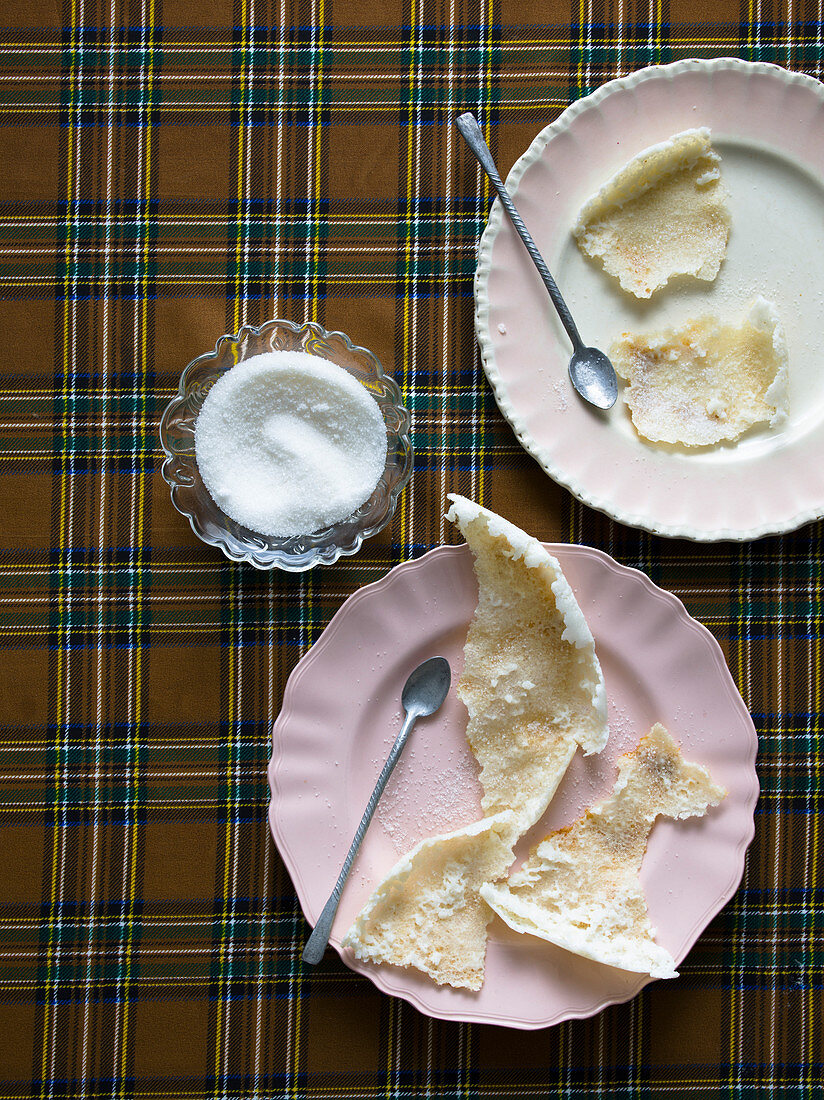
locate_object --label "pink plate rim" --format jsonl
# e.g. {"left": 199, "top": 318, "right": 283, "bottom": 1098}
{"left": 268, "top": 543, "right": 760, "bottom": 1029}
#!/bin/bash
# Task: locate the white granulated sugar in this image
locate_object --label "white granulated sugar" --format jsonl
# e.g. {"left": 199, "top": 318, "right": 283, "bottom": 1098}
{"left": 607, "top": 698, "right": 640, "bottom": 752}
{"left": 551, "top": 379, "right": 569, "bottom": 411}
{"left": 377, "top": 742, "right": 483, "bottom": 855}
{"left": 194, "top": 350, "right": 387, "bottom": 537}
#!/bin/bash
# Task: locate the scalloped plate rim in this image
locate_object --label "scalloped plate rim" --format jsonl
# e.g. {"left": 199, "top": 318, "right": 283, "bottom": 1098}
{"left": 268, "top": 543, "right": 759, "bottom": 1028}
{"left": 475, "top": 58, "right": 824, "bottom": 541}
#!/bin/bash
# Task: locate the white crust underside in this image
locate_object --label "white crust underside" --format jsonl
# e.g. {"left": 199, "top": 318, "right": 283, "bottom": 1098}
{"left": 479, "top": 881, "right": 678, "bottom": 978}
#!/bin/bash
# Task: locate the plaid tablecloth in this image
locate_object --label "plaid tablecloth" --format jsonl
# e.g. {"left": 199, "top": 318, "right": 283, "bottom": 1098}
{"left": 0, "top": 0, "right": 822, "bottom": 1096}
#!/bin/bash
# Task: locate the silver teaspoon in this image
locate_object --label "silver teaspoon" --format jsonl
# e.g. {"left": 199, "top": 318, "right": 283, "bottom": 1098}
{"left": 301, "top": 654, "right": 452, "bottom": 965}
{"left": 456, "top": 112, "right": 618, "bottom": 411}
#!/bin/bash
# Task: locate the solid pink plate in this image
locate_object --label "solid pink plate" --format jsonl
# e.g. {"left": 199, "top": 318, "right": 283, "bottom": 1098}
{"left": 268, "top": 544, "right": 759, "bottom": 1029}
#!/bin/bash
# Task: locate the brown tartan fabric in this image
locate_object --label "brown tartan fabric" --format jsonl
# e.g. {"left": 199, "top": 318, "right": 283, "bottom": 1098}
{"left": 0, "top": 0, "right": 822, "bottom": 1096}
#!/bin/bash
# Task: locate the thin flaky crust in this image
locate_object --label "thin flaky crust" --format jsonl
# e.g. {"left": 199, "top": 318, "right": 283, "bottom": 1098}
{"left": 446, "top": 496, "right": 608, "bottom": 833}
{"left": 573, "top": 127, "right": 731, "bottom": 298}
{"left": 342, "top": 811, "right": 519, "bottom": 991}
{"left": 611, "top": 297, "right": 789, "bottom": 446}
{"left": 480, "top": 725, "right": 726, "bottom": 979}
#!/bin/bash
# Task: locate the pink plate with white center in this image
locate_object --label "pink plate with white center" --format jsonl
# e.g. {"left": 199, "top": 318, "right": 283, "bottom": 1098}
{"left": 268, "top": 543, "right": 758, "bottom": 1029}
{"left": 476, "top": 59, "right": 824, "bottom": 539}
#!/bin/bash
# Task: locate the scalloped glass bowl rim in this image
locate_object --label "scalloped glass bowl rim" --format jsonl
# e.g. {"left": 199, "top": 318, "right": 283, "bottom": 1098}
{"left": 159, "top": 318, "right": 413, "bottom": 570}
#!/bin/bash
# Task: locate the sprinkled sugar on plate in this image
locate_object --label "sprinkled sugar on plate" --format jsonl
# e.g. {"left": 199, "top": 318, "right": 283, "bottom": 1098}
{"left": 268, "top": 543, "right": 758, "bottom": 1028}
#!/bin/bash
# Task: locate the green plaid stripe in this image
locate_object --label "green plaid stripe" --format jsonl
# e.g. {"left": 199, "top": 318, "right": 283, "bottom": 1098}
{"left": 0, "top": 1, "right": 821, "bottom": 1096}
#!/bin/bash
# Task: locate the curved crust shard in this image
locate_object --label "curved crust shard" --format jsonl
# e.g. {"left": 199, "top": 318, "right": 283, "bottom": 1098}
{"left": 573, "top": 128, "right": 731, "bottom": 299}
{"left": 446, "top": 495, "right": 608, "bottom": 833}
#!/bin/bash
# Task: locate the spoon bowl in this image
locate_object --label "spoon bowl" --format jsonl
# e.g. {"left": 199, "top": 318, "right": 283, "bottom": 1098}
{"left": 570, "top": 347, "right": 619, "bottom": 411}
{"left": 402, "top": 654, "right": 451, "bottom": 717}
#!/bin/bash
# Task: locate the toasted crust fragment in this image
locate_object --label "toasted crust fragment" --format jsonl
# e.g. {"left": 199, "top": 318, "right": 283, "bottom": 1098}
{"left": 446, "top": 496, "right": 608, "bottom": 833}
{"left": 342, "top": 812, "right": 518, "bottom": 991}
{"left": 573, "top": 128, "right": 730, "bottom": 298}
{"left": 611, "top": 297, "right": 788, "bottom": 446}
{"left": 480, "top": 724, "right": 726, "bottom": 979}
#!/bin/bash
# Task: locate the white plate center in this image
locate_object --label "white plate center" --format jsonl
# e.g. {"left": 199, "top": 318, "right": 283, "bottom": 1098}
{"left": 554, "top": 138, "right": 824, "bottom": 463}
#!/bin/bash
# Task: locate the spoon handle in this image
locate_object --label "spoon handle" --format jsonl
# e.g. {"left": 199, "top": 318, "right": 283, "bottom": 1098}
{"left": 302, "top": 707, "right": 418, "bottom": 965}
{"left": 456, "top": 112, "right": 583, "bottom": 352}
